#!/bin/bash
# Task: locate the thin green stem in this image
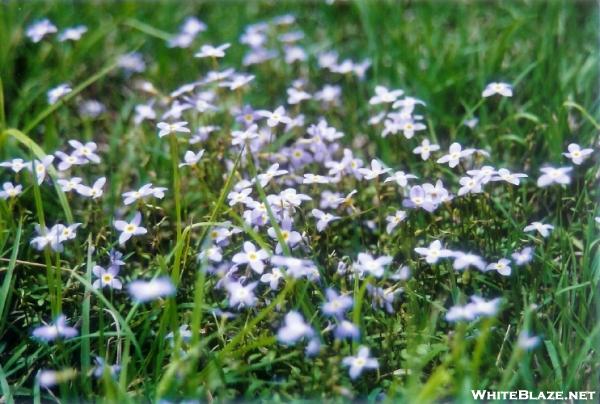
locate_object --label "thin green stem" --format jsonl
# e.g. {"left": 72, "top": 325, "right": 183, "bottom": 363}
{"left": 170, "top": 135, "right": 182, "bottom": 242}
{"left": 0, "top": 75, "right": 5, "bottom": 131}
{"left": 30, "top": 162, "right": 58, "bottom": 316}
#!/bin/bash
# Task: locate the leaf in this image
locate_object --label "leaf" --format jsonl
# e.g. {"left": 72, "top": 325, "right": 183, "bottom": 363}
{"left": 563, "top": 101, "right": 600, "bottom": 130}
{"left": 0, "top": 218, "right": 21, "bottom": 331}
{"left": 80, "top": 236, "right": 94, "bottom": 394}
{"left": 544, "top": 340, "right": 564, "bottom": 387}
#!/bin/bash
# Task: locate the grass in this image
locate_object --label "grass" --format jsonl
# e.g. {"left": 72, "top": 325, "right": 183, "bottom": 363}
{"left": 0, "top": 0, "right": 598, "bottom": 402}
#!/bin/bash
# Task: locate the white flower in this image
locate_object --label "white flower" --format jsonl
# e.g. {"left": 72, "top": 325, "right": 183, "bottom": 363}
{"left": 452, "top": 252, "right": 486, "bottom": 271}
{"left": 128, "top": 277, "right": 175, "bottom": 303}
{"left": 334, "top": 320, "right": 360, "bottom": 340}
{"left": 164, "top": 100, "right": 195, "bottom": 117}
{"left": 194, "top": 43, "right": 231, "bottom": 58}
{"left": 220, "top": 74, "right": 255, "bottom": 90}
{"left": 153, "top": 185, "right": 168, "bottom": 199}
{"left": 436, "top": 143, "right": 474, "bottom": 168}
{"left": 414, "top": 240, "right": 452, "bottom": 264}
{"left": 31, "top": 156, "right": 54, "bottom": 185}
{"left": 446, "top": 296, "right": 501, "bottom": 322}
{"left": 260, "top": 267, "right": 285, "bottom": 290}
{"left": 257, "top": 163, "right": 288, "bottom": 187}
{"left": 283, "top": 46, "right": 307, "bottom": 63}
{"left": 412, "top": 139, "right": 440, "bottom": 160}
{"left": 537, "top": 166, "right": 572, "bottom": 187}
{"left": 355, "top": 253, "right": 393, "bottom": 278}
{"left": 482, "top": 82, "right": 513, "bottom": 97}
{"left": 512, "top": 247, "right": 534, "bottom": 266}
{"left": 322, "top": 289, "right": 353, "bottom": 318}
{"left": 464, "top": 117, "right": 479, "bottom": 128}
{"left": 32, "top": 315, "right": 78, "bottom": 341}
{"left": 302, "top": 173, "right": 331, "bottom": 184}
{"left": 457, "top": 176, "right": 483, "bottom": 196}
{"left": 491, "top": 168, "right": 527, "bottom": 185}
{"left": 134, "top": 103, "right": 156, "bottom": 125}
{"left": 232, "top": 241, "right": 269, "bottom": 274}
{"left": 517, "top": 332, "right": 541, "bottom": 350}
{"left": 55, "top": 223, "right": 81, "bottom": 243}
{"left": 311, "top": 209, "right": 340, "bottom": 232}
{"left": 399, "top": 120, "right": 426, "bottom": 139}
{"left": 0, "top": 158, "right": 30, "bottom": 173}
{"left": 26, "top": 19, "right": 57, "bottom": 43}
{"left": 181, "top": 17, "right": 206, "bottom": 36}
{"left": 469, "top": 296, "right": 502, "bottom": 317}
{"left": 524, "top": 221, "right": 554, "bottom": 238}
{"left": 228, "top": 188, "right": 253, "bottom": 207}
{"left": 267, "top": 217, "right": 302, "bottom": 253}
{"left": 75, "top": 177, "right": 106, "bottom": 199}
{"left": 69, "top": 140, "right": 101, "bottom": 163}
{"left": 47, "top": 84, "right": 72, "bottom": 105}
{"left": 54, "top": 151, "right": 86, "bottom": 171}
{"left": 403, "top": 185, "right": 436, "bottom": 212}
{"left": 342, "top": 346, "right": 379, "bottom": 379}
{"left": 385, "top": 170, "right": 418, "bottom": 187}
{"left": 467, "top": 166, "right": 496, "bottom": 184}
{"left": 92, "top": 266, "right": 122, "bottom": 290}
{"left": 389, "top": 265, "right": 411, "bottom": 281}
{"left": 121, "top": 183, "right": 167, "bottom": 205}
{"left": 231, "top": 124, "right": 259, "bottom": 145}
{"left": 314, "top": 84, "right": 341, "bottom": 103}
{"left": 271, "top": 256, "right": 318, "bottom": 280}
{"left": 122, "top": 183, "right": 152, "bottom": 205}
{"left": 225, "top": 280, "right": 258, "bottom": 309}
{"left": 256, "top": 106, "right": 292, "bottom": 127}
{"left": 198, "top": 245, "right": 223, "bottom": 263}
{"left": 29, "top": 223, "right": 79, "bottom": 253}
{"left": 486, "top": 258, "right": 511, "bottom": 276}
{"left": 157, "top": 121, "right": 190, "bottom": 138}
{"left": 392, "top": 96, "right": 426, "bottom": 110}
{"left": 562, "top": 143, "right": 593, "bottom": 165}
{"left": 58, "top": 25, "right": 87, "bottom": 42}
{"left": 179, "top": 150, "right": 205, "bottom": 167}
{"left": 385, "top": 210, "right": 407, "bottom": 234}
{"left": 358, "top": 159, "right": 391, "bottom": 180}
{"left": 114, "top": 212, "right": 147, "bottom": 245}
{"left": 277, "top": 311, "right": 314, "bottom": 345}
{"left": 445, "top": 305, "right": 475, "bottom": 322}
{"left": 0, "top": 182, "right": 22, "bottom": 199}
{"left": 279, "top": 188, "right": 311, "bottom": 208}
{"left": 369, "top": 86, "right": 403, "bottom": 105}
{"left": 287, "top": 87, "right": 312, "bottom": 104}
{"left": 320, "top": 191, "right": 343, "bottom": 209}
{"left": 425, "top": 180, "right": 451, "bottom": 204}
{"left": 117, "top": 52, "right": 146, "bottom": 73}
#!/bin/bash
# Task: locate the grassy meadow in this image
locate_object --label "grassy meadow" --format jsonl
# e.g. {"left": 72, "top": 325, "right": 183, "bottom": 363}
{"left": 0, "top": 0, "right": 598, "bottom": 402}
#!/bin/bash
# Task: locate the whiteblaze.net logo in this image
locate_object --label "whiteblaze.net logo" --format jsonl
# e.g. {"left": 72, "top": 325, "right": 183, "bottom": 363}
{"left": 471, "top": 390, "right": 597, "bottom": 401}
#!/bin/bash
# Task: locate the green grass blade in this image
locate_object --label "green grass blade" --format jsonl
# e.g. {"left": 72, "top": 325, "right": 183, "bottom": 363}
{"left": 0, "top": 217, "right": 22, "bottom": 331}
{"left": 80, "top": 235, "right": 94, "bottom": 394}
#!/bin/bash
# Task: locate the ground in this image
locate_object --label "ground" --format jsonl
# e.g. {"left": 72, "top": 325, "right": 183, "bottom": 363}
{"left": 0, "top": 1, "right": 598, "bottom": 402}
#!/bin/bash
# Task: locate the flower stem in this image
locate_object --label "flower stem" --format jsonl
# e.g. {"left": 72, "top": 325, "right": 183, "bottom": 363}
{"left": 169, "top": 135, "right": 182, "bottom": 241}
{"left": 30, "top": 165, "right": 58, "bottom": 316}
